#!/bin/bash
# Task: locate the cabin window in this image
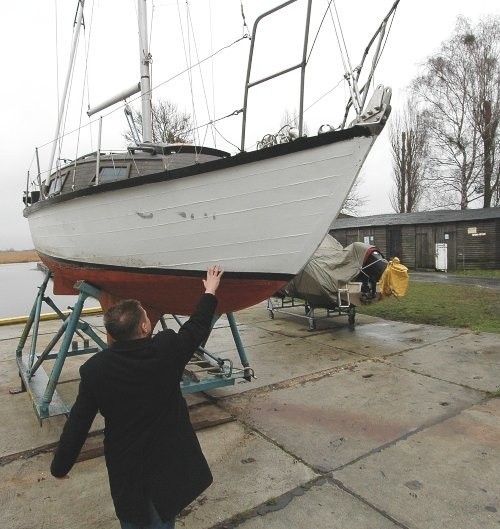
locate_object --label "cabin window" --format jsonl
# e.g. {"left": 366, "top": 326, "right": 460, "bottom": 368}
{"left": 48, "top": 172, "right": 68, "bottom": 196}
{"left": 98, "top": 166, "right": 129, "bottom": 183}
{"left": 363, "top": 235, "right": 375, "bottom": 245}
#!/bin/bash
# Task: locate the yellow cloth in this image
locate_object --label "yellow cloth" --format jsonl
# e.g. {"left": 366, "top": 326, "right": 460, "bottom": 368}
{"left": 379, "top": 257, "right": 409, "bottom": 298}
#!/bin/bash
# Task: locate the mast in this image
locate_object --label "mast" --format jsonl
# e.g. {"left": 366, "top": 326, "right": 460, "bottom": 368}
{"left": 45, "top": 0, "right": 85, "bottom": 187}
{"left": 137, "top": 0, "right": 153, "bottom": 143}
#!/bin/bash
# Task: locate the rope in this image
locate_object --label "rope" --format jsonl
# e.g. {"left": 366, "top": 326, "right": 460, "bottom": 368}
{"left": 184, "top": 108, "right": 243, "bottom": 151}
{"left": 211, "top": 124, "right": 242, "bottom": 152}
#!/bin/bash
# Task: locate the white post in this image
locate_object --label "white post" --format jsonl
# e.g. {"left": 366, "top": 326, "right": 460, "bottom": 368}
{"left": 45, "top": 0, "right": 86, "bottom": 186}
{"left": 137, "top": 0, "right": 153, "bottom": 143}
{"left": 35, "top": 148, "right": 42, "bottom": 195}
{"left": 95, "top": 117, "right": 103, "bottom": 185}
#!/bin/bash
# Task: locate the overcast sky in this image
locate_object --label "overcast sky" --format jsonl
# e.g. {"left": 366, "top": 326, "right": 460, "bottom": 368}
{"left": 1, "top": 0, "right": 499, "bottom": 250}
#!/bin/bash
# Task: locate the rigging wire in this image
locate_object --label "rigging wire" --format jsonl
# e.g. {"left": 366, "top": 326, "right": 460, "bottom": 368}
{"left": 84, "top": 2, "right": 94, "bottom": 150}
{"left": 340, "top": 1, "right": 400, "bottom": 127}
{"left": 185, "top": 1, "right": 217, "bottom": 146}
{"left": 149, "top": 0, "right": 155, "bottom": 56}
{"left": 56, "top": 2, "right": 83, "bottom": 175}
{"left": 239, "top": 0, "right": 250, "bottom": 38}
{"left": 54, "top": 0, "right": 60, "bottom": 116}
{"left": 367, "top": 6, "right": 397, "bottom": 84}
{"left": 149, "top": 0, "right": 155, "bottom": 140}
{"left": 188, "top": 108, "right": 243, "bottom": 151}
{"left": 73, "top": 0, "right": 96, "bottom": 175}
{"left": 327, "top": 1, "right": 361, "bottom": 115}
{"left": 35, "top": 35, "right": 249, "bottom": 153}
{"left": 303, "top": 76, "right": 345, "bottom": 121}
{"left": 332, "top": 0, "right": 354, "bottom": 74}
{"left": 307, "top": 0, "right": 332, "bottom": 64}
{"left": 209, "top": 0, "right": 216, "bottom": 147}
{"left": 176, "top": 0, "right": 200, "bottom": 146}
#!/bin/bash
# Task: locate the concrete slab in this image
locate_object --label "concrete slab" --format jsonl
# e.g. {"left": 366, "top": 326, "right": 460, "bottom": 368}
{"left": 0, "top": 388, "right": 104, "bottom": 460}
{"left": 181, "top": 421, "right": 318, "bottom": 529}
{"left": 387, "top": 331, "right": 500, "bottom": 393}
{"left": 221, "top": 361, "right": 484, "bottom": 472}
{"left": 0, "top": 355, "right": 24, "bottom": 391}
{"left": 0, "top": 392, "right": 68, "bottom": 459}
{"left": 306, "top": 320, "right": 466, "bottom": 359}
{"left": 0, "top": 421, "right": 317, "bottom": 529}
{"left": 0, "top": 453, "right": 117, "bottom": 529}
{"left": 231, "top": 302, "right": 273, "bottom": 326}
{"left": 208, "top": 337, "right": 359, "bottom": 397}
{"left": 204, "top": 323, "right": 284, "bottom": 353}
{"left": 250, "top": 310, "right": 350, "bottom": 339}
{"left": 333, "top": 398, "right": 500, "bottom": 529}
{"left": 0, "top": 322, "right": 30, "bottom": 341}
{"left": 232, "top": 478, "right": 402, "bottom": 529}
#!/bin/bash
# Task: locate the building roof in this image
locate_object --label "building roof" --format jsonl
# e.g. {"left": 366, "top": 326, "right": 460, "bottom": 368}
{"left": 331, "top": 207, "right": 500, "bottom": 229}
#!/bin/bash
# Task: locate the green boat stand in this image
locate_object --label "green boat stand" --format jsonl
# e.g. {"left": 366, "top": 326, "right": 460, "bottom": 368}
{"left": 14, "top": 270, "right": 254, "bottom": 423}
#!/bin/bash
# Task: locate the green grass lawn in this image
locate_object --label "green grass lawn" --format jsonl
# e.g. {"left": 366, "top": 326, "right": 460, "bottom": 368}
{"left": 356, "top": 281, "right": 500, "bottom": 333}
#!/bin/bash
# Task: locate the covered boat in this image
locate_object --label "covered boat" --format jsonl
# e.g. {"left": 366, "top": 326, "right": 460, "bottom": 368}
{"left": 279, "top": 234, "right": 388, "bottom": 308}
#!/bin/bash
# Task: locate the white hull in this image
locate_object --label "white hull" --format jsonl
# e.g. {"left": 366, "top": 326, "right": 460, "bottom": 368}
{"left": 28, "top": 134, "right": 376, "bottom": 276}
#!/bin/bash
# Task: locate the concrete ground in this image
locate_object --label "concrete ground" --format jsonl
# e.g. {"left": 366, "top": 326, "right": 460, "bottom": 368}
{"left": 0, "top": 302, "right": 499, "bottom": 529}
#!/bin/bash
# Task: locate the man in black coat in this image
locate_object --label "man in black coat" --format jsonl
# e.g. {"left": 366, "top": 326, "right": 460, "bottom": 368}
{"left": 51, "top": 265, "right": 224, "bottom": 529}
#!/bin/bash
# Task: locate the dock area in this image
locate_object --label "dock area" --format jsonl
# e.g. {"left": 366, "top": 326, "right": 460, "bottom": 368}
{"left": 1, "top": 302, "right": 499, "bottom": 528}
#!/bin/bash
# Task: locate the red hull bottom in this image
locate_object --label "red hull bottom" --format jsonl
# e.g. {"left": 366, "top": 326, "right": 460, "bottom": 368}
{"left": 40, "top": 255, "right": 289, "bottom": 324}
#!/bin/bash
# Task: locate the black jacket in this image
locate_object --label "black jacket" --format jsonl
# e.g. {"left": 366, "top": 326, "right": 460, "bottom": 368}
{"left": 51, "top": 293, "right": 217, "bottom": 524}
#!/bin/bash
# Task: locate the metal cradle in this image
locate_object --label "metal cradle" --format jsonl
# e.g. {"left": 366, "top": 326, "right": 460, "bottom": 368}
{"left": 14, "top": 270, "right": 253, "bottom": 423}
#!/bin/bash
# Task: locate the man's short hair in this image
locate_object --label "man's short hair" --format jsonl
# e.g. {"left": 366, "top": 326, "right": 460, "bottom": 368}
{"left": 104, "top": 299, "right": 144, "bottom": 341}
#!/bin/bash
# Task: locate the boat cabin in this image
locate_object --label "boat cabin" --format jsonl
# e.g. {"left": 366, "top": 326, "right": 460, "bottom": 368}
{"left": 24, "top": 144, "right": 230, "bottom": 204}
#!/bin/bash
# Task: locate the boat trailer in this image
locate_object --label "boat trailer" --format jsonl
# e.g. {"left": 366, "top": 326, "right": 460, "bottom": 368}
{"left": 267, "top": 292, "right": 356, "bottom": 331}
{"left": 13, "top": 270, "right": 254, "bottom": 422}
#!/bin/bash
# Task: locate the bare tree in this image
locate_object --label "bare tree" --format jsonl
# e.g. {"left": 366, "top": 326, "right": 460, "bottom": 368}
{"left": 124, "top": 99, "right": 193, "bottom": 144}
{"left": 463, "top": 16, "right": 500, "bottom": 207}
{"left": 412, "top": 15, "right": 500, "bottom": 209}
{"left": 341, "top": 177, "right": 367, "bottom": 216}
{"left": 389, "top": 100, "right": 429, "bottom": 212}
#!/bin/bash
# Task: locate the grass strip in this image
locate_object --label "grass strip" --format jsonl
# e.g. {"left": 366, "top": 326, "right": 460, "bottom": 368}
{"left": 356, "top": 281, "right": 500, "bottom": 334}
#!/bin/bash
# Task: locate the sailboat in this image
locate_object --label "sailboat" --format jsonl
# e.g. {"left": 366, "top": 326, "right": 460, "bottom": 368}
{"left": 23, "top": 0, "right": 399, "bottom": 323}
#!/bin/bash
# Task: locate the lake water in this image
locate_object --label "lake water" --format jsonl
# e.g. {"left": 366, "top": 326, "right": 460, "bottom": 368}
{"left": 0, "top": 262, "right": 84, "bottom": 319}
